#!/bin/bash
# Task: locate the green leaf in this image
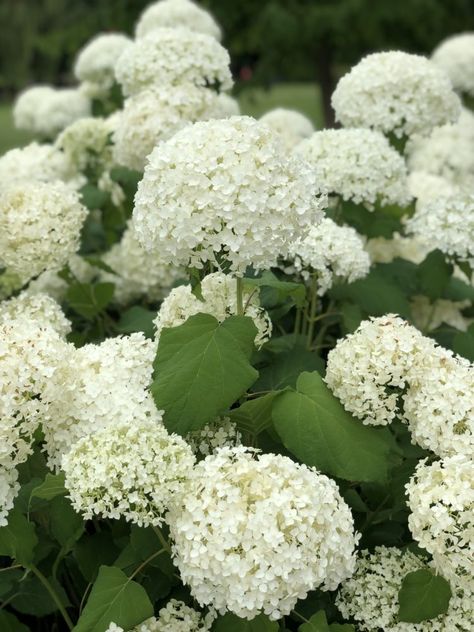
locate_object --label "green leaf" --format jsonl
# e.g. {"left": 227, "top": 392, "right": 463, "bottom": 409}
{"left": 74, "top": 565, "right": 153, "bottom": 632}
{"left": 11, "top": 574, "right": 70, "bottom": 616}
{"left": 65, "top": 282, "right": 115, "bottom": 319}
{"left": 339, "top": 199, "right": 405, "bottom": 238}
{"left": 417, "top": 250, "right": 453, "bottom": 300}
{"left": 398, "top": 569, "right": 452, "bottom": 623}
{"left": 330, "top": 625, "right": 355, "bottom": 631}
{"left": 0, "top": 510, "right": 37, "bottom": 566}
{"left": 452, "top": 330, "right": 474, "bottom": 361}
{"left": 443, "top": 277, "right": 474, "bottom": 302}
{"left": 31, "top": 472, "right": 66, "bottom": 501}
{"left": 74, "top": 532, "right": 120, "bottom": 583}
{"left": 253, "top": 345, "right": 324, "bottom": 391}
{"left": 272, "top": 372, "right": 394, "bottom": 482}
{"left": 0, "top": 610, "right": 30, "bottom": 631}
{"left": 80, "top": 183, "right": 109, "bottom": 210}
{"left": 117, "top": 306, "right": 156, "bottom": 338}
{"left": 213, "top": 612, "right": 279, "bottom": 631}
{"left": 152, "top": 314, "right": 258, "bottom": 434}
{"left": 229, "top": 391, "right": 280, "bottom": 436}
{"left": 244, "top": 271, "right": 306, "bottom": 308}
{"left": 299, "top": 610, "right": 330, "bottom": 631}
{"left": 49, "top": 496, "right": 84, "bottom": 549}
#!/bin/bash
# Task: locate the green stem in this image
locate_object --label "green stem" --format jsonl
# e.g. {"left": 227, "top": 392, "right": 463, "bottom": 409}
{"left": 294, "top": 307, "right": 302, "bottom": 335}
{"left": 236, "top": 277, "right": 244, "bottom": 316}
{"left": 152, "top": 526, "right": 172, "bottom": 553}
{"left": 29, "top": 565, "right": 74, "bottom": 630}
{"left": 129, "top": 548, "right": 166, "bottom": 581}
{"left": 306, "top": 275, "right": 319, "bottom": 350}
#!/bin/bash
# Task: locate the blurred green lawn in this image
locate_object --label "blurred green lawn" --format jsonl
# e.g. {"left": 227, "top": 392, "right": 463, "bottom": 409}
{"left": 0, "top": 83, "right": 322, "bottom": 155}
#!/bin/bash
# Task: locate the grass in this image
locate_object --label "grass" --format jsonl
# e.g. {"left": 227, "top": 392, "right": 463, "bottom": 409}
{"left": 0, "top": 83, "right": 322, "bottom": 155}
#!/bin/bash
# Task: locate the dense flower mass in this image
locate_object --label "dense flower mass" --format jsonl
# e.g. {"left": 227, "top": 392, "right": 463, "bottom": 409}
{"left": 403, "top": 348, "right": 474, "bottom": 457}
{"left": 133, "top": 116, "right": 326, "bottom": 273}
{"left": 63, "top": 417, "right": 195, "bottom": 526}
{"left": 135, "top": 0, "right": 221, "bottom": 40}
{"left": 405, "top": 192, "right": 474, "bottom": 266}
{"left": 74, "top": 33, "right": 132, "bottom": 95}
{"left": 112, "top": 85, "right": 220, "bottom": 171}
{"left": 107, "top": 600, "right": 214, "bottom": 632}
{"left": 14, "top": 86, "right": 91, "bottom": 137}
{"left": 406, "top": 455, "right": 474, "bottom": 591}
{"left": 332, "top": 51, "right": 461, "bottom": 138}
{"left": 432, "top": 33, "right": 474, "bottom": 96}
{"left": 55, "top": 116, "right": 115, "bottom": 175}
{"left": 0, "top": 292, "right": 71, "bottom": 337}
{"left": 407, "top": 171, "right": 459, "bottom": 205}
{"left": 288, "top": 218, "right": 370, "bottom": 294}
{"left": 212, "top": 92, "right": 240, "bottom": 117}
{"left": 167, "top": 447, "right": 358, "bottom": 620}
{"left": 260, "top": 108, "right": 314, "bottom": 149}
{"left": 115, "top": 27, "right": 232, "bottom": 97}
{"left": 295, "top": 128, "right": 412, "bottom": 207}
{"left": 336, "top": 546, "right": 472, "bottom": 631}
{"left": 325, "top": 315, "right": 436, "bottom": 425}
{"left": 0, "top": 142, "right": 76, "bottom": 188}
{"left": 0, "top": 181, "right": 87, "bottom": 284}
{"left": 101, "top": 221, "right": 185, "bottom": 304}
{"left": 153, "top": 272, "right": 272, "bottom": 347}
{"left": 42, "top": 333, "right": 156, "bottom": 470}
{"left": 186, "top": 417, "right": 241, "bottom": 458}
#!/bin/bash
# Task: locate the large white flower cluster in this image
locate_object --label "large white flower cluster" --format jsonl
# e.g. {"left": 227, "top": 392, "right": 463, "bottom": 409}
{"left": 403, "top": 347, "right": 473, "bottom": 458}
{"left": 405, "top": 192, "right": 474, "bottom": 266}
{"left": 296, "top": 128, "right": 412, "bottom": 207}
{"left": 288, "top": 218, "right": 370, "bottom": 294}
{"left": 407, "top": 171, "right": 459, "bottom": 205}
{"left": 55, "top": 116, "right": 115, "bottom": 175}
{"left": 407, "top": 109, "right": 474, "bottom": 189}
{"left": 115, "top": 27, "right": 232, "bottom": 97}
{"left": 63, "top": 417, "right": 195, "bottom": 527}
{"left": 107, "top": 600, "right": 214, "bottom": 632}
{"left": 0, "top": 142, "right": 76, "bottom": 188}
{"left": 186, "top": 417, "right": 241, "bottom": 458}
{"left": 212, "top": 92, "right": 240, "bottom": 118}
{"left": 154, "top": 272, "right": 272, "bottom": 348}
{"left": 406, "top": 455, "right": 474, "bottom": 591}
{"left": 325, "top": 315, "right": 435, "bottom": 425}
{"left": 14, "top": 86, "right": 91, "bottom": 137}
{"left": 42, "top": 333, "right": 156, "bottom": 470}
{"left": 135, "top": 0, "right": 221, "bottom": 40}
{"left": 336, "top": 546, "right": 472, "bottom": 631}
{"left": 74, "top": 33, "right": 132, "bottom": 95}
{"left": 432, "top": 33, "right": 474, "bottom": 96}
{"left": 101, "top": 221, "right": 184, "bottom": 305}
{"left": 0, "top": 181, "right": 88, "bottom": 285}
{"left": 0, "top": 291, "right": 71, "bottom": 337}
{"left": 365, "top": 233, "right": 430, "bottom": 265}
{"left": 0, "top": 317, "right": 67, "bottom": 524}
{"left": 112, "top": 85, "right": 220, "bottom": 171}
{"left": 167, "top": 447, "right": 358, "bottom": 620}
{"left": 133, "top": 117, "right": 326, "bottom": 274}
{"left": 260, "top": 108, "right": 314, "bottom": 150}
{"left": 332, "top": 51, "right": 461, "bottom": 138}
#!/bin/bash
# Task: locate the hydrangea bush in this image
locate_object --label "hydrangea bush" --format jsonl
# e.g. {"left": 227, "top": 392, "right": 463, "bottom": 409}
{"left": 1, "top": 3, "right": 473, "bottom": 631}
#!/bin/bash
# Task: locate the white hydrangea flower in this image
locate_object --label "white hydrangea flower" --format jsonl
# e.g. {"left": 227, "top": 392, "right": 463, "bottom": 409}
{"left": 63, "top": 416, "right": 194, "bottom": 527}
{"left": 135, "top": 0, "right": 221, "bottom": 40}
{"left": 411, "top": 295, "right": 470, "bottom": 333}
{"left": 115, "top": 27, "right": 232, "bottom": 97}
{"left": 55, "top": 116, "right": 115, "bottom": 175}
{"left": 406, "top": 455, "right": 474, "bottom": 591}
{"left": 365, "top": 233, "right": 430, "bottom": 265}
{"left": 325, "top": 315, "right": 436, "bottom": 425}
{"left": 187, "top": 417, "right": 241, "bottom": 458}
{"left": 106, "top": 600, "right": 214, "bottom": 632}
{"left": 101, "top": 221, "right": 185, "bottom": 304}
{"left": 133, "top": 117, "right": 326, "bottom": 274}
{"left": 432, "top": 33, "right": 474, "bottom": 96}
{"left": 332, "top": 51, "right": 461, "bottom": 138}
{"left": 112, "top": 85, "right": 221, "bottom": 171}
{"left": 210, "top": 92, "right": 240, "bottom": 118}
{"left": 0, "top": 142, "right": 77, "bottom": 188}
{"left": 403, "top": 349, "right": 473, "bottom": 458}
{"left": 288, "top": 218, "right": 370, "bottom": 294}
{"left": 42, "top": 333, "right": 157, "bottom": 470}
{"left": 407, "top": 171, "right": 459, "bottom": 205}
{"left": 295, "top": 128, "right": 412, "bottom": 207}
{"left": 167, "top": 446, "right": 358, "bottom": 620}
{"left": 336, "top": 546, "right": 472, "bottom": 631}
{"left": 0, "top": 181, "right": 88, "bottom": 285}
{"left": 260, "top": 108, "right": 314, "bottom": 150}
{"left": 74, "top": 33, "right": 132, "bottom": 94}
{"left": 154, "top": 272, "right": 272, "bottom": 348}
{"left": 14, "top": 85, "right": 91, "bottom": 137}
{"left": 0, "top": 317, "right": 67, "bottom": 524}
{"left": 0, "top": 292, "right": 70, "bottom": 337}
{"left": 406, "top": 110, "right": 474, "bottom": 189}
{"left": 405, "top": 192, "right": 474, "bottom": 266}
{"left": 25, "top": 255, "right": 95, "bottom": 302}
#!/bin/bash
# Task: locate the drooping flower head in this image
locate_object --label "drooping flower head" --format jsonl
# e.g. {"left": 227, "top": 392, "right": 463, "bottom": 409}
{"left": 432, "top": 33, "right": 474, "bottom": 96}
{"left": 135, "top": 0, "right": 221, "bottom": 40}
{"left": 74, "top": 32, "right": 132, "bottom": 95}
{"left": 332, "top": 51, "right": 461, "bottom": 138}
{"left": 133, "top": 116, "right": 326, "bottom": 274}
{"left": 260, "top": 108, "right": 314, "bottom": 150}
{"left": 115, "top": 27, "right": 232, "bottom": 97}
{"left": 167, "top": 447, "right": 358, "bottom": 620}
